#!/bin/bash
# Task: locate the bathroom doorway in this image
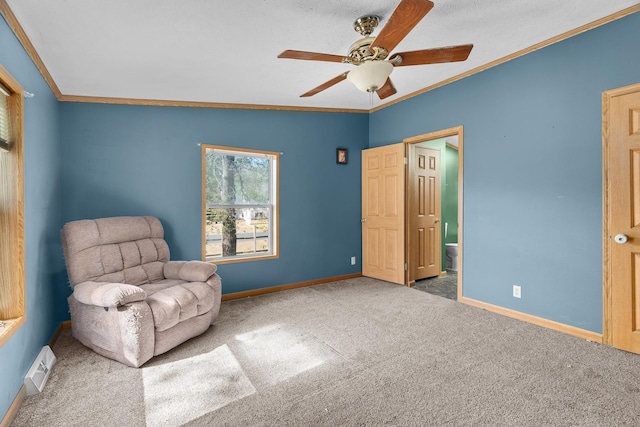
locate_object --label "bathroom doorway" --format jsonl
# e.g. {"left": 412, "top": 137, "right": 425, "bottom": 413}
{"left": 404, "top": 126, "right": 463, "bottom": 300}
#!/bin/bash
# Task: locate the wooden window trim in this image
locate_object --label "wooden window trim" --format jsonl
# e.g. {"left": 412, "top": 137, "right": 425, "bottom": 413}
{"left": 0, "top": 64, "right": 25, "bottom": 348}
{"left": 201, "top": 144, "right": 280, "bottom": 265}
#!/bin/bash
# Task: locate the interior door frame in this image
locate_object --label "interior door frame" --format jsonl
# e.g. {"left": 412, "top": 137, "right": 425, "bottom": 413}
{"left": 403, "top": 126, "right": 464, "bottom": 298}
{"left": 602, "top": 82, "right": 640, "bottom": 346}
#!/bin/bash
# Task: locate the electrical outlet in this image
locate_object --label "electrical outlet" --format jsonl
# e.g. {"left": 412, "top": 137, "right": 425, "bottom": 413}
{"left": 351, "top": 256, "right": 356, "bottom": 265}
{"left": 513, "top": 285, "right": 521, "bottom": 298}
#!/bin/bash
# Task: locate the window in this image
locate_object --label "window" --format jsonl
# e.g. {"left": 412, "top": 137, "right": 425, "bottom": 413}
{"left": 0, "top": 64, "right": 25, "bottom": 348}
{"left": 202, "top": 145, "right": 279, "bottom": 264}
{"left": 0, "top": 82, "right": 11, "bottom": 151}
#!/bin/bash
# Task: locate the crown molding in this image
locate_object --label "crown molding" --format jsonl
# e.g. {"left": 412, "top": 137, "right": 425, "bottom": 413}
{"left": 370, "top": 4, "right": 640, "bottom": 113}
{"left": 0, "top": 0, "right": 62, "bottom": 98}
{"left": 2, "top": 1, "right": 638, "bottom": 114}
{"left": 57, "top": 94, "right": 368, "bottom": 114}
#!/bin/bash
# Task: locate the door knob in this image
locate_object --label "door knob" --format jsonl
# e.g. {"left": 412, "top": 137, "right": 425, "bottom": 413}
{"left": 434, "top": 218, "right": 440, "bottom": 223}
{"left": 361, "top": 218, "right": 367, "bottom": 223}
{"left": 615, "top": 234, "right": 629, "bottom": 244}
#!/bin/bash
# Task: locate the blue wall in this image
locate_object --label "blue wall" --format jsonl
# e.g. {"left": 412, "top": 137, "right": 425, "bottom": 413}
{"left": 444, "top": 145, "right": 458, "bottom": 245}
{"left": 0, "top": 15, "right": 65, "bottom": 420}
{"left": 2, "top": 5, "right": 639, "bottom": 422}
{"left": 370, "top": 11, "right": 640, "bottom": 333}
{"left": 59, "top": 104, "right": 368, "bottom": 294}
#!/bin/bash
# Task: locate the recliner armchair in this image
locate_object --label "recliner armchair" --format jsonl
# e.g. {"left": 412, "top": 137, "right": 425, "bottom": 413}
{"left": 61, "top": 216, "right": 222, "bottom": 367}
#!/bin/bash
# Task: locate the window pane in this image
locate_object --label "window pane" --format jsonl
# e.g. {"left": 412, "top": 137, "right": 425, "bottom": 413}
{"left": 205, "top": 150, "right": 270, "bottom": 206}
{"left": 0, "top": 89, "right": 9, "bottom": 146}
{"left": 202, "top": 145, "right": 278, "bottom": 263}
{"left": 205, "top": 207, "right": 271, "bottom": 260}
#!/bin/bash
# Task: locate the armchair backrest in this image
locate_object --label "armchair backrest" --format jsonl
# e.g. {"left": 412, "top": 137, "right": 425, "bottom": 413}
{"left": 62, "top": 216, "right": 170, "bottom": 287}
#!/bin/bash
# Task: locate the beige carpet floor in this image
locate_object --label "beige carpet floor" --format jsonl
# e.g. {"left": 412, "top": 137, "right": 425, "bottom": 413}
{"left": 12, "top": 277, "right": 640, "bottom": 426}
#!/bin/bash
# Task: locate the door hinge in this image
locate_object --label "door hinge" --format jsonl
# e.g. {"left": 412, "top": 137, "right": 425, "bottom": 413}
{"left": 404, "top": 263, "right": 408, "bottom": 271}
{"left": 404, "top": 157, "right": 408, "bottom": 165}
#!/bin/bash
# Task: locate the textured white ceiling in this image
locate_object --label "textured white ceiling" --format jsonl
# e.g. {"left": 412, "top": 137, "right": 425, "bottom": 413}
{"left": 5, "top": 0, "right": 639, "bottom": 110}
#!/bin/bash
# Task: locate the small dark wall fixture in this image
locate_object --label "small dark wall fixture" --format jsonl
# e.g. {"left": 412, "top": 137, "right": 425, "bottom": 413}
{"left": 337, "top": 148, "right": 348, "bottom": 164}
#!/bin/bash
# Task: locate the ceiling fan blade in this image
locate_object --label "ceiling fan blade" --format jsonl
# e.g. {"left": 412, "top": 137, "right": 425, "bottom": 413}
{"left": 377, "top": 78, "right": 397, "bottom": 100}
{"left": 300, "top": 73, "right": 348, "bottom": 97}
{"left": 390, "top": 44, "right": 474, "bottom": 66}
{"left": 278, "top": 50, "right": 347, "bottom": 63}
{"left": 371, "top": 0, "right": 434, "bottom": 54}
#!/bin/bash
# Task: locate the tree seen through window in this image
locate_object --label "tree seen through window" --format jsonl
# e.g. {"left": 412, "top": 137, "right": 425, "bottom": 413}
{"left": 203, "top": 146, "right": 278, "bottom": 262}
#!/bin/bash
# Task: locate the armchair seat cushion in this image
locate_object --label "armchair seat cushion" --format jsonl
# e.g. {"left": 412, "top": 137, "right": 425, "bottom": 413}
{"left": 141, "top": 281, "right": 217, "bottom": 331}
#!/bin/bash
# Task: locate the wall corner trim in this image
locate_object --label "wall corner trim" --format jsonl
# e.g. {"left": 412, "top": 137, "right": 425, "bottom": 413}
{"left": 459, "top": 296, "right": 603, "bottom": 343}
{"left": 0, "top": 320, "right": 72, "bottom": 425}
{"left": 370, "top": 4, "right": 640, "bottom": 113}
{"left": 0, "top": 384, "right": 25, "bottom": 427}
{"left": 222, "top": 273, "right": 363, "bottom": 301}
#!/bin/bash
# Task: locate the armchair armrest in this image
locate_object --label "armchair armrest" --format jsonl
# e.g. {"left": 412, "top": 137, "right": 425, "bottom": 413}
{"left": 73, "top": 281, "right": 147, "bottom": 308}
{"left": 164, "top": 261, "right": 217, "bottom": 282}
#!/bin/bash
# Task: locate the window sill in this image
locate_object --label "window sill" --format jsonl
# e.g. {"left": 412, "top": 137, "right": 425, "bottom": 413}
{"left": 0, "top": 316, "right": 25, "bottom": 348}
{"left": 206, "top": 253, "right": 279, "bottom": 265}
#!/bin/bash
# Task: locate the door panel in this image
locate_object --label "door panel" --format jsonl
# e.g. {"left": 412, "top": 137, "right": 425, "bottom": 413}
{"left": 606, "top": 86, "right": 640, "bottom": 353}
{"left": 362, "top": 144, "right": 405, "bottom": 285}
{"left": 409, "top": 145, "right": 441, "bottom": 282}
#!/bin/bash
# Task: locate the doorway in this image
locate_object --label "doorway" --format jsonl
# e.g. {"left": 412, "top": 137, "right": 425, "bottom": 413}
{"left": 360, "top": 126, "right": 464, "bottom": 298}
{"left": 405, "top": 127, "right": 463, "bottom": 300}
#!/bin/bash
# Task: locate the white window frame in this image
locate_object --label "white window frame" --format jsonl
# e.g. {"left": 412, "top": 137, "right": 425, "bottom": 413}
{"left": 201, "top": 144, "right": 279, "bottom": 264}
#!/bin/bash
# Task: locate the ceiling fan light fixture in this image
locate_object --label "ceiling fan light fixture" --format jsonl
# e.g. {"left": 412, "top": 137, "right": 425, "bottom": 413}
{"left": 347, "top": 60, "right": 393, "bottom": 93}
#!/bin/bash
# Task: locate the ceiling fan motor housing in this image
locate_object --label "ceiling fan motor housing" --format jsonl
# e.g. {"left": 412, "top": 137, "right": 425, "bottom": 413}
{"left": 346, "top": 37, "right": 389, "bottom": 64}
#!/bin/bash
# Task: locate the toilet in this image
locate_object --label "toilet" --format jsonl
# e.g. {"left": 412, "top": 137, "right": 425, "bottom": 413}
{"left": 445, "top": 243, "right": 458, "bottom": 271}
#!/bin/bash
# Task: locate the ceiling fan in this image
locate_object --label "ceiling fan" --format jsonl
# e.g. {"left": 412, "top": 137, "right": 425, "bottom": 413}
{"left": 278, "top": 0, "right": 473, "bottom": 100}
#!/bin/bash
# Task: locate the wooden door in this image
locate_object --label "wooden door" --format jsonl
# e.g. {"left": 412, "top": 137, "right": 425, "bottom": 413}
{"left": 605, "top": 84, "right": 640, "bottom": 353}
{"left": 408, "top": 145, "right": 441, "bottom": 282}
{"left": 362, "top": 144, "right": 405, "bottom": 285}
